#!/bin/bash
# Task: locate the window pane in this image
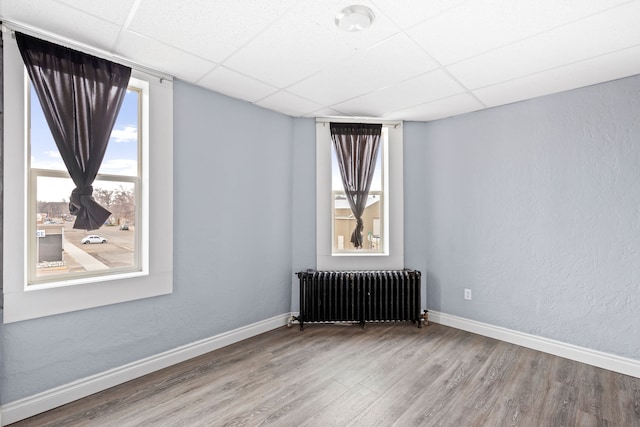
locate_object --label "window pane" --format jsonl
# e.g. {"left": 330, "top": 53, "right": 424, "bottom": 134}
{"left": 33, "top": 175, "right": 137, "bottom": 281}
{"left": 30, "top": 86, "right": 65, "bottom": 171}
{"left": 101, "top": 89, "right": 139, "bottom": 176}
{"left": 333, "top": 191, "right": 382, "bottom": 251}
{"left": 30, "top": 86, "right": 139, "bottom": 175}
{"left": 331, "top": 139, "right": 383, "bottom": 191}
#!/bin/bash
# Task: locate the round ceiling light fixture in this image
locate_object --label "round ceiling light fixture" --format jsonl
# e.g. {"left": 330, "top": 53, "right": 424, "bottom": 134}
{"left": 335, "top": 5, "right": 375, "bottom": 32}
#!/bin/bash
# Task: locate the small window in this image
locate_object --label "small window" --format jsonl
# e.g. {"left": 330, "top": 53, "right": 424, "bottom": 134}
{"left": 331, "top": 127, "right": 387, "bottom": 254}
{"left": 28, "top": 83, "right": 142, "bottom": 285}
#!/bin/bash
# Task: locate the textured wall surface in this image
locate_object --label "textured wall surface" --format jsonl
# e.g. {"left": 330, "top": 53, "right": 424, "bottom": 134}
{"left": 290, "top": 118, "right": 316, "bottom": 311}
{"left": 403, "top": 122, "right": 430, "bottom": 309}
{"left": 419, "top": 74, "right": 640, "bottom": 359}
{"left": 0, "top": 81, "right": 296, "bottom": 403}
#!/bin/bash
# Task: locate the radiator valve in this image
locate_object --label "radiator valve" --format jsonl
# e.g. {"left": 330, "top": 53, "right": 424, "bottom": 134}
{"left": 422, "top": 310, "right": 429, "bottom": 326}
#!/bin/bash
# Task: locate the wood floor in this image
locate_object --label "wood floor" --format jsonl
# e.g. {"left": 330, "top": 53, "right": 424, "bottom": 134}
{"left": 10, "top": 322, "right": 640, "bottom": 426}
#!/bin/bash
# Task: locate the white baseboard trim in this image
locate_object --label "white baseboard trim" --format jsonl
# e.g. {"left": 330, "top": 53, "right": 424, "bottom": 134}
{"left": 428, "top": 311, "right": 640, "bottom": 378}
{"left": 0, "top": 313, "right": 291, "bottom": 426}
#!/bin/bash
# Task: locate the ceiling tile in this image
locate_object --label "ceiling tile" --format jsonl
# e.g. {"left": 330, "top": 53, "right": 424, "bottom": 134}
{"left": 1, "top": 0, "right": 122, "bottom": 51}
{"left": 386, "top": 93, "right": 484, "bottom": 121}
{"left": 55, "top": 0, "right": 137, "bottom": 25}
{"left": 287, "top": 34, "right": 439, "bottom": 106}
{"left": 407, "top": 0, "right": 632, "bottom": 65}
{"left": 370, "top": 0, "right": 467, "bottom": 29}
{"left": 446, "top": 1, "right": 640, "bottom": 90}
{"left": 128, "top": 0, "right": 298, "bottom": 63}
{"left": 332, "top": 69, "right": 467, "bottom": 117}
{"left": 255, "top": 91, "right": 323, "bottom": 117}
{"left": 116, "top": 31, "right": 218, "bottom": 82}
{"left": 305, "top": 107, "right": 346, "bottom": 118}
{"left": 198, "top": 67, "right": 279, "bottom": 102}
{"left": 473, "top": 45, "right": 640, "bottom": 107}
{"left": 223, "top": 0, "right": 400, "bottom": 88}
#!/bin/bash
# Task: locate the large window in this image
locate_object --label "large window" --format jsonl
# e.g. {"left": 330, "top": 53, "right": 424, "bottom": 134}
{"left": 316, "top": 119, "right": 404, "bottom": 270}
{"left": 29, "top": 84, "right": 142, "bottom": 285}
{"left": 3, "top": 28, "right": 173, "bottom": 323}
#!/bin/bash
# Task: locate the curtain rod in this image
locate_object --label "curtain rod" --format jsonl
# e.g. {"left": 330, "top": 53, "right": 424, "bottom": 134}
{"left": 1, "top": 20, "right": 174, "bottom": 83}
{"left": 316, "top": 118, "right": 402, "bottom": 128}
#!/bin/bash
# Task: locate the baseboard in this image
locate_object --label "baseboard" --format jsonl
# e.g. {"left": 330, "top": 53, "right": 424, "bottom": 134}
{"left": 428, "top": 310, "right": 640, "bottom": 378}
{"left": 0, "top": 313, "right": 291, "bottom": 426}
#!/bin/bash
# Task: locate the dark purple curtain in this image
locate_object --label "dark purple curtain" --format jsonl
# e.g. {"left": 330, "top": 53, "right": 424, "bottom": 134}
{"left": 16, "top": 32, "right": 131, "bottom": 230}
{"left": 330, "top": 123, "right": 382, "bottom": 249}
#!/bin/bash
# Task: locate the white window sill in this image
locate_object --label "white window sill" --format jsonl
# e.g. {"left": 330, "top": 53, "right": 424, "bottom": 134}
{"left": 25, "top": 270, "right": 149, "bottom": 292}
{"left": 331, "top": 252, "right": 388, "bottom": 257}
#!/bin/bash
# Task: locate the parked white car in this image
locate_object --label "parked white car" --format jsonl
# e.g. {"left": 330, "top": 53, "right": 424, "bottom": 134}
{"left": 81, "top": 235, "right": 107, "bottom": 244}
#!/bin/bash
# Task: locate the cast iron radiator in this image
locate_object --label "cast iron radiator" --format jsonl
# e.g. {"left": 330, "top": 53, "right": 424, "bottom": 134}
{"left": 295, "top": 269, "right": 422, "bottom": 330}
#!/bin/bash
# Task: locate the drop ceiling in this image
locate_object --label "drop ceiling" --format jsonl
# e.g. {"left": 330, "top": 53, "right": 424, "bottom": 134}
{"left": 1, "top": 0, "right": 639, "bottom": 121}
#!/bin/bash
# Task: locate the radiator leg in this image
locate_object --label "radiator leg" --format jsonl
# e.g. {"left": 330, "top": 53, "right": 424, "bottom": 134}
{"left": 289, "top": 315, "right": 304, "bottom": 331}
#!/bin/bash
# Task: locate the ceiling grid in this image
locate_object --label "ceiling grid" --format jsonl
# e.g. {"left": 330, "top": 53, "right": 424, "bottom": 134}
{"left": 1, "top": 0, "right": 638, "bottom": 121}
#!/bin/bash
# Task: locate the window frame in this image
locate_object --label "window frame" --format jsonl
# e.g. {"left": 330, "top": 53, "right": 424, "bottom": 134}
{"left": 316, "top": 118, "right": 404, "bottom": 270}
{"left": 330, "top": 126, "right": 387, "bottom": 255}
{"left": 27, "top": 83, "right": 144, "bottom": 287}
{"left": 2, "top": 29, "right": 173, "bottom": 323}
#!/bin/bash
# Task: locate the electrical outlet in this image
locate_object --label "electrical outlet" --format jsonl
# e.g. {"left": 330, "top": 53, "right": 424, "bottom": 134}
{"left": 464, "top": 288, "right": 472, "bottom": 300}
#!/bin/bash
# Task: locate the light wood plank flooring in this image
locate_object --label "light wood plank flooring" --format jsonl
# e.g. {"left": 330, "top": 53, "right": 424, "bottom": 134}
{"left": 9, "top": 323, "right": 640, "bottom": 426}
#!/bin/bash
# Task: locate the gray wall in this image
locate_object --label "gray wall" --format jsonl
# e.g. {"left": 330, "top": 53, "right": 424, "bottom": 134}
{"left": 403, "top": 121, "right": 430, "bottom": 309}
{"left": 290, "top": 118, "right": 317, "bottom": 309}
{"left": 417, "top": 74, "right": 640, "bottom": 359}
{"left": 0, "top": 81, "right": 297, "bottom": 403}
